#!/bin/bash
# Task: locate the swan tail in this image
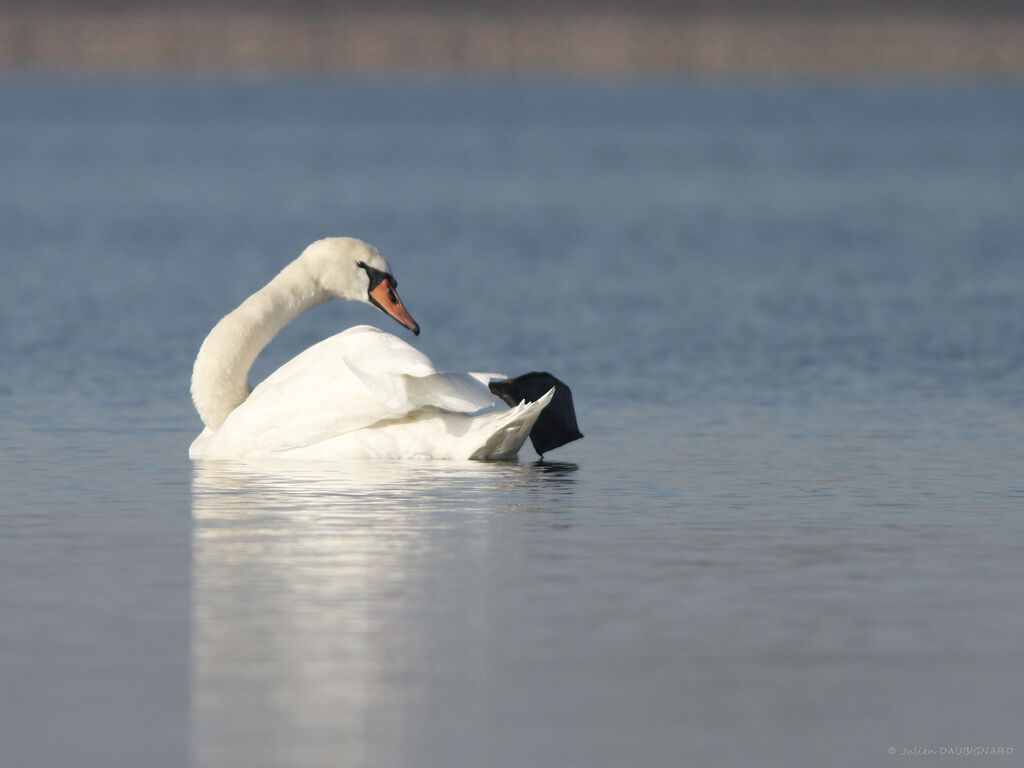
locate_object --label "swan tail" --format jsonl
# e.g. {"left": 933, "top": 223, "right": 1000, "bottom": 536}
{"left": 468, "top": 388, "right": 555, "bottom": 460}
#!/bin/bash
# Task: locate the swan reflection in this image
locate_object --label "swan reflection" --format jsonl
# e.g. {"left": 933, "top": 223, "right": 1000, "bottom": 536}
{"left": 190, "top": 458, "right": 576, "bottom": 767}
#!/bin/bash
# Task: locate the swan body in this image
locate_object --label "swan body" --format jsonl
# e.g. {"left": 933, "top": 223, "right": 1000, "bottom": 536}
{"left": 189, "top": 238, "right": 566, "bottom": 461}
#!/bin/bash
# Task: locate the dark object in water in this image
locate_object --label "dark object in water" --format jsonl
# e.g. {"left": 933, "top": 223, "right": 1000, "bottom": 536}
{"left": 489, "top": 371, "right": 583, "bottom": 457}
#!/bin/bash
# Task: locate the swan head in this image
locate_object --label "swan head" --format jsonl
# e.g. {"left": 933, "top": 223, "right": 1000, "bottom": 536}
{"left": 301, "top": 237, "right": 420, "bottom": 335}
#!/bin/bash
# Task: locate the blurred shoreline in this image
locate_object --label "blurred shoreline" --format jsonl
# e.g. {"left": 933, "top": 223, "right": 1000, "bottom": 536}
{"left": 3, "top": 9, "right": 1024, "bottom": 76}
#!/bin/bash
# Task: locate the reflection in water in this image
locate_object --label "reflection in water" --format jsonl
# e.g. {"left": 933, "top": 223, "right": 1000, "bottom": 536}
{"left": 190, "top": 459, "right": 575, "bottom": 768}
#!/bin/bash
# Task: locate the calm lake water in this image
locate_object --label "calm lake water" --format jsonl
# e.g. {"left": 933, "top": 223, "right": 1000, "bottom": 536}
{"left": 1, "top": 78, "right": 1023, "bottom": 767}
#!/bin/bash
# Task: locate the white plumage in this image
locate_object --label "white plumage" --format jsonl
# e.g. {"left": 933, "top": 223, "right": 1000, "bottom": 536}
{"left": 189, "top": 238, "right": 555, "bottom": 460}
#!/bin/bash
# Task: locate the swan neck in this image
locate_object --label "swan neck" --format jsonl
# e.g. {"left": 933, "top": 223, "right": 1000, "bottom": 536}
{"left": 191, "top": 260, "right": 326, "bottom": 430}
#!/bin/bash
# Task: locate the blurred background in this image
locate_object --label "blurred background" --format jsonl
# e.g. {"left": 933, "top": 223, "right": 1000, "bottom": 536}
{"left": 3, "top": 0, "right": 1024, "bottom": 76}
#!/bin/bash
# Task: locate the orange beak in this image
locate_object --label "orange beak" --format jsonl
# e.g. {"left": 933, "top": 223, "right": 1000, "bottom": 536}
{"left": 369, "top": 279, "right": 420, "bottom": 335}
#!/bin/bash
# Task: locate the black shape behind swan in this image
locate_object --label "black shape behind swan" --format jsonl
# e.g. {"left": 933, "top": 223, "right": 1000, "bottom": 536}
{"left": 488, "top": 372, "right": 583, "bottom": 457}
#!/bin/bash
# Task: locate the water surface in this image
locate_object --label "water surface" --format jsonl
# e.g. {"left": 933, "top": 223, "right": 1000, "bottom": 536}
{"left": 1, "top": 78, "right": 1022, "bottom": 767}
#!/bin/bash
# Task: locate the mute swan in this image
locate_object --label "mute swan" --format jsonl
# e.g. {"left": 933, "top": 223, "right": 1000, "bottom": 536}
{"left": 189, "top": 237, "right": 581, "bottom": 460}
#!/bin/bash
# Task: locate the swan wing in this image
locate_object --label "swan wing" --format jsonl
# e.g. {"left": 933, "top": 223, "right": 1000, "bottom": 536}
{"left": 202, "top": 326, "right": 500, "bottom": 456}
{"left": 310, "top": 326, "right": 499, "bottom": 412}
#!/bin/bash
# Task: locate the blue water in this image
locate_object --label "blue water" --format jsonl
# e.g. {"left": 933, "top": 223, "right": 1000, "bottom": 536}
{"left": 1, "top": 78, "right": 1023, "bottom": 767}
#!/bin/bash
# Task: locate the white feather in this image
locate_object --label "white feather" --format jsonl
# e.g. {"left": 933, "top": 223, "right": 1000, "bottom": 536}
{"left": 189, "top": 239, "right": 554, "bottom": 460}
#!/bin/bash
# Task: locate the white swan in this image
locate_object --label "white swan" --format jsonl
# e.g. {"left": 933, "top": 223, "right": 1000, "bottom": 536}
{"left": 189, "top": 237, "right": 580, "bottom": 460}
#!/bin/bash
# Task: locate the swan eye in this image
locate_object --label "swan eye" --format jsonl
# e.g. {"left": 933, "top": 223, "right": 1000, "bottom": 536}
{"left": 357, "top": 261, "right": 395, "bottom": 295}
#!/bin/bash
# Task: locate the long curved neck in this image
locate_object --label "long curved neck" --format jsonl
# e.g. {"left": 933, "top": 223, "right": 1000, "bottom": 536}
{"left": 191, "top": 258, "right": 328, "bottom": 430}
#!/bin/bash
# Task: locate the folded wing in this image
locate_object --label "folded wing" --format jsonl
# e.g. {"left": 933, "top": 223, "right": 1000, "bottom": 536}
{"left": 206, "top": 325, "right": 500, "bottom": 456}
